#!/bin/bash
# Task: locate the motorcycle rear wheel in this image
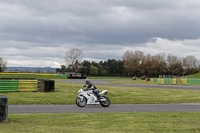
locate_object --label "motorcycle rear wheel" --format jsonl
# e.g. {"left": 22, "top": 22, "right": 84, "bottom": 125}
{"left": 100, "top": 96, "right": 110, "bottom": 107}
{"left": 76, "top": 97, "right": 87, "bottom": 107}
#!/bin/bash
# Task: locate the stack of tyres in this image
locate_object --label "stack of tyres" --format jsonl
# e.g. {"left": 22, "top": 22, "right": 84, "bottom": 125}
{"left": 49, "top": 80, "right": 55, "bottom": 92}
{"left": 38, "top": 79, "right": 55, "bottom": 92}
{"left": 37, "top": 79, "right": 45, "bottom": 92}
{"left": 44, "top": 80, "right": 50, "bottom": 92}
{"left": 0, "top": 95, "right": 8, "bottom": 122}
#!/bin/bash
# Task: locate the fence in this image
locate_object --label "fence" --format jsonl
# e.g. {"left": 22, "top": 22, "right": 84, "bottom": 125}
{"left": 0, "top": 79, "right": 55, "bottom": 92}
{"left": 150, "top": 78, "right": 200, "bottom": 85}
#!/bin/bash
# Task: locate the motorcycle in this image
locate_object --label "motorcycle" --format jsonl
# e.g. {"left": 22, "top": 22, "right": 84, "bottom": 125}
{"left": 76, "top": 86, "right": 110, "bottom": 107}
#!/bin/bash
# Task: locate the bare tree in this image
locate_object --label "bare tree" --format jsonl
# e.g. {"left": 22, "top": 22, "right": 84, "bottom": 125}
{"left": 167, "top": 54, "right": 183, "bottom": 75}
{"left": 182, "top": 55, "right": 199, "bottom": 69}
{"left": 167, "top": 54, "right": 180, "bottom": 66}
{"left": 153, "top": 52, "right": 167, "bottom": 75}
{"left": 182, "top": 55, "right": 199, "bottom": 75}
{"left": 122, "top": 50, "right": 144, "bottom": 77}
{"left": 64, "top": 48, "right": 83, "bottom": 72}
{"left": 0, "top": 57, "right": 7, "bottom": 72}
{"left": 122, "top": 50, "right": 134, "bottom": 77}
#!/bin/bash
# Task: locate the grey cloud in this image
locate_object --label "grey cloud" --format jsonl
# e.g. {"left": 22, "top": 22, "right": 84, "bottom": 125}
{"left": 1, "top": 0, "right": 200, "bottom": 67}
{"left": 1, "top": 0, "right": 200, "bottom": 46}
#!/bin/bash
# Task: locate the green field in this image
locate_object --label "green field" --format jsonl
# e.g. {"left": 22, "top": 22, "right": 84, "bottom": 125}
{"left": 0, "top": 74, "right": 131, "bottom": 80}
{"left": 1, "top": 74, "right": 200, "bottom": 132}
{"left": 1, "top": 112, "right": 200, "bottom": 133}
{"left": 0, "top": 73, "right": 199, "bottom": 104}
{"left": 0, "top": 81, "right": 200, "bottom": 104}
{"left": 0, "top": 74, "right": 67, "bottom": 80}
{"left": 188, "top": 73, "right": 200, "bottom": 78}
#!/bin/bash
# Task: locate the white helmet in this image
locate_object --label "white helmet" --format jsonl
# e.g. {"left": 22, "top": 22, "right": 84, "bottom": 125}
{"left": 85, "top": 79, "right": 91, "bottom": 85}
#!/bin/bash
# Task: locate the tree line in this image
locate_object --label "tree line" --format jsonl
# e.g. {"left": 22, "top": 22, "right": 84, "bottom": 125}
{"left": 57, "top": 48, "right": 200, "bottom": 77}
{"left": 1, "top": 48, "right": 199, "bottom": 77}
{"left": 123, "top": 51, "right": 199, "bottom": 77}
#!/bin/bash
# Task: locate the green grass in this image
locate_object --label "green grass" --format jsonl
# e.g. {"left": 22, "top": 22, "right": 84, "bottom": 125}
{"left": 0, "top": 74, "right": 68, "bottom": 80}
{"left": 1, "top": 81, "right": 200, "bottom": 104}
{"left": 1, "top": 74, "right": 200, "bottom": 132}
{"left": 188, "top": 73, "right": 200, "bottom": 78}
{"left": 0, "top": 112, "right": 200, "bottom": 133}
{"left": 0, "top": 74, "right": 131, "bottom": 80}
{"left": 1, "top": 74, "right": 200, "bottom": 104}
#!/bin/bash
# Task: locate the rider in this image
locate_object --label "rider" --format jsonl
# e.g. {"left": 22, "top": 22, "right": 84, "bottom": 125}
{"left": 84, "top": 79, "right": 100, "bottom": 101}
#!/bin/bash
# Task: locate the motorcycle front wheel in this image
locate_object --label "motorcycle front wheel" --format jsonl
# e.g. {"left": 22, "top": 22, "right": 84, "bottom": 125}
{"left": 76, "top": 97, "right": 87, "bottom": 107}
{"left": 100, "top": 96, "right": 110, "bottom": 107}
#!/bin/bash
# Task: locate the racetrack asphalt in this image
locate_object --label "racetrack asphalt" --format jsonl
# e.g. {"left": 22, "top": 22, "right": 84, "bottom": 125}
{"left": 8, "top": 103, "right": 200, "bottom": 114}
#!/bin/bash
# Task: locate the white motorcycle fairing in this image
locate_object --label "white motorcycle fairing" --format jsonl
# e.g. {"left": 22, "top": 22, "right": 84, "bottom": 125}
{"left": 77, "top": 88, "right": 99, "bottom": 105}
{"left": 99, "top": 90, "right": 108, "bottom": 95}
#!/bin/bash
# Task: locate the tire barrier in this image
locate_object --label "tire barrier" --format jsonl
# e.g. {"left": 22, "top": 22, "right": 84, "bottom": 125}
{"left": 0, "top": 79, "right": 55, "bottom": 92}
{"left": 38, "top": 79, "right": 55, "bottom": 92}
{"left": 150, "top": 78, "right": 200, "bottom": 85}
{"left": 0, "top": 95, "right": 8, "bottom": 122}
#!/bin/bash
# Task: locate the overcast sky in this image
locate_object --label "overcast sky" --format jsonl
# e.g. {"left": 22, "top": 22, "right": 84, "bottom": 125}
{"left": 1, "top": 0, "right": 200, "bottom": 68}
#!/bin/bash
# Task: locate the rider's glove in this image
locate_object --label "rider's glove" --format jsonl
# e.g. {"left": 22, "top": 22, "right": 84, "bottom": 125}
{"left": 83, "top": 85, "right": 86, "bottom": 87}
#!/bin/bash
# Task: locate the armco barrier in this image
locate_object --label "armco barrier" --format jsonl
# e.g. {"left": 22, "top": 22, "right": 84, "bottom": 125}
{"left": 0, "top": 79, "right": 55, "bottom": 92}
{"left": 172, "top": 79, "right": 177, "bottom": 84}
{"left": 164, "top": 78, "right": 173, "bottom": 84}
{"left": 151, "top": 78, "right": 180, "bottom": 84}
{"left": 187, "top": 78, "right": 200, "bottom": 85}
{"left": 0, "top": 80, "right": 18, "bottom": 92}
{"left": 158, "top": 78, "right": 164, "bottom": 84}
{"left": 180, "top": 79, "right": 187, "bottom": 85}
{"left": 151, "top": 78, "right": 200, "bottom": 85}
{"left": 153, "top": 78, "right": 158, "bottom": 83}
{"left": 18, "top": 80, "right": 38, "bottom": 92}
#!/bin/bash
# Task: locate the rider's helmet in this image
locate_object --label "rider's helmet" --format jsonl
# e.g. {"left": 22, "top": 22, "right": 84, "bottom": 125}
{"left": 85, "top": 79, "right": 91, "bottom": 85}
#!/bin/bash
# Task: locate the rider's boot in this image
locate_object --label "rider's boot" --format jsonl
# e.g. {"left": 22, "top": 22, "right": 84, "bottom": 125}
{"left": 95, "top": 94, "right": 100, "bottom": 102}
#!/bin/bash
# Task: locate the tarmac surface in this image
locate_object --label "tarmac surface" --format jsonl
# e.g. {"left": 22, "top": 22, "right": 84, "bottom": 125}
{"left": 8, "top": 103, "right": 200, "bottom": 114}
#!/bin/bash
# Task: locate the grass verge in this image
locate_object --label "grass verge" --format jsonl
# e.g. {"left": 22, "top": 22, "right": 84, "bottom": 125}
{"left": 0, "top": 74, "right": 68, "bottom": 80}
{"left": 1, "top": 82, "right": 200, "bottom": 104}
{"left": 0, "top": 74, "right": 131, "bottom": 80}
{"left": 0, "top": 112, "right": 200, "bottom": 133}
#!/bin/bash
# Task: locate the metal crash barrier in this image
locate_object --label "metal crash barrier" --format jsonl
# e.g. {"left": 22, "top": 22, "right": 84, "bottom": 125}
{"left": 150, "top": 78, "right": 200, "bottom": 85}
{"left": 0, "top": 79, "right": 54, "bottom": 92}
